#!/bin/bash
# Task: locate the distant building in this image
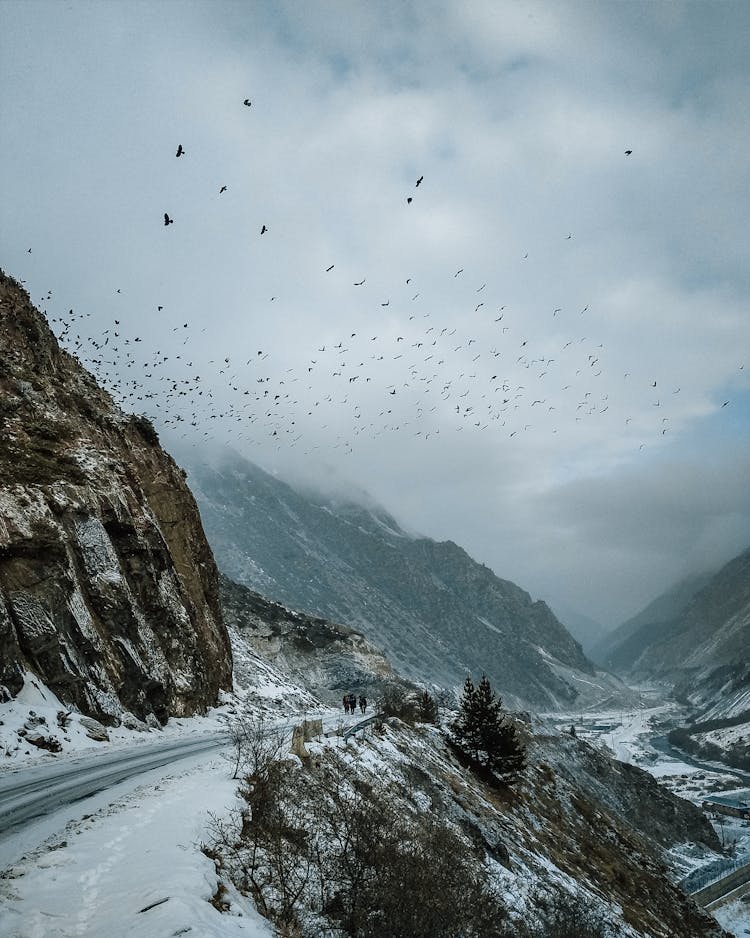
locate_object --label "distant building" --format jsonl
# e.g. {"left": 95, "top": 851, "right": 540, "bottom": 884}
{"left": 702, "top": 796, "right": 750, "bottom": 821}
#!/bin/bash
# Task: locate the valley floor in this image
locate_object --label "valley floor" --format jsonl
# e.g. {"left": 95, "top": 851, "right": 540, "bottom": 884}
{"left": 546, "top": 699, "right": 750, "bottom": 936}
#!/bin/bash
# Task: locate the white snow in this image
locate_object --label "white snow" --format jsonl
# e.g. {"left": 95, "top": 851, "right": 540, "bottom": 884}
{"left": 0, "top": 754, "right": 273, "bottom": 938}
{"left": 0, "top": 673, "right": 233, "bottom": 770}
{"left": 711, "top": 892, "right": 750, "bottom": 935}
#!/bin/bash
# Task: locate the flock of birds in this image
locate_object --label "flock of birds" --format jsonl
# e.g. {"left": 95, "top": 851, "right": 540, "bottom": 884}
{"left": 29, "top": 103, "right": 741, "bottom": 459}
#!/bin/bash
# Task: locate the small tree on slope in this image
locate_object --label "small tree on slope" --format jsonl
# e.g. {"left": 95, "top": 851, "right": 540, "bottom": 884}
{"left": 451, "top": 674, "right": 527, "bottom": 783}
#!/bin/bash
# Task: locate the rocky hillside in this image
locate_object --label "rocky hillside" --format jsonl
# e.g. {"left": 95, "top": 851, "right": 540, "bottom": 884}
{"left": 597, "top": 548, "right": 749, "bottom": 693}
{"left": 211, "top": 707, "right": 727, "bottom": 938}
{"left": 0, "top": 271, "right": 232, "bottom": 724}
{"left": 220, "top": 573, "right": 404, "bottom": 706}
{"left": 183, "top": 449, "right": 630, "bottom": 712}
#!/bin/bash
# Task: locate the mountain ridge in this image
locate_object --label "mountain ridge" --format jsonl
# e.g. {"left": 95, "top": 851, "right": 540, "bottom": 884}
{"left": 182, "top": 448, "right": 631, "bottom": 712}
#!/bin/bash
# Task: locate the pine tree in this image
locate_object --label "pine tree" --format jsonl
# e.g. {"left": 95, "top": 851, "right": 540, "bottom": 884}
{"left": 451, "top": 676, "right": 482, "bottom": 759}
{"left": 416, "top": 690, "right": 439, "bottom": 724}
{"left": 451, "top": 674, "right": 527, "bottom": 784}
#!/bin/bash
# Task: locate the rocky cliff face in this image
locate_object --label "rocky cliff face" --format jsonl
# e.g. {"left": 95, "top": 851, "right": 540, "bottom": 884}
{"left": 0, "top": 271, "right": 232, "bottom": 724}
{"left": 220, "top": 573, "right": 403, "bottom": 706}
{"left": 183, "top": 449, "right": 607, "bottom": 711}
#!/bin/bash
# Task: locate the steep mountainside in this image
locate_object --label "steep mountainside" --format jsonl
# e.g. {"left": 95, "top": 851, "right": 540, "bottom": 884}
{"left": 606, "top": 548, "right": 749, "bottom": 685}
{"left": 220, "top": 573, "right": 403, "bottom": 706}
{"left": 211, "top": 706, "right": 726, "bottom": 938}
{"left": 183, "top": 449, "right": 620, "bottom": 712}
{"left": 0, "top": 271, "right": 232, "bottom": 724}
{"left": 592, "top": 569, "right": 715, "bottom": 669}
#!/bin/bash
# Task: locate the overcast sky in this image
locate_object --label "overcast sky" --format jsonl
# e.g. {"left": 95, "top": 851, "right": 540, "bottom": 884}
{"left": 2, "top": 1, "right": 749, "bottom": 628}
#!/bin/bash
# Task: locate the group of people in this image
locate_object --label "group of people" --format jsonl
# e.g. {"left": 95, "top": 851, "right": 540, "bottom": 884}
{"left": 343, "top": 692, "right": 367, "bottom": 715}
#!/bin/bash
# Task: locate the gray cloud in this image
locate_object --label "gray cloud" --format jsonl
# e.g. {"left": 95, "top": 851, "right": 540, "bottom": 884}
{"left": 1, "top": 0, "right": 749, "bottom": 628}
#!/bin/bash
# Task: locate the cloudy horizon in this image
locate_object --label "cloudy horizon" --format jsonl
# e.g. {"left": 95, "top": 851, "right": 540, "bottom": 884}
{"left": 2, "top": 0, "right": 748, "bottom": 627}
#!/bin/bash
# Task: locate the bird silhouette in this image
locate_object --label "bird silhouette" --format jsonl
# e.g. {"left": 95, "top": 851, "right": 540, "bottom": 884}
{"left": 625, "top": 149, "right": 632, "bottom": 155}
{"left": 407, "top": 197, "right": 413, "bottom": 204}
{"left": 176, "top": 144, "right": 184, "bottom": 158}
{"left": 326, "top": 264, "right": 334, "bottom": 272}
{"left": 164, "top": 213, "right": 174, "bottom": 226}
{"left": 243, "top": 99, "right": 252, "bottom": 107}
{"left": 354, "top": 278, "right": 365, "bottom": 286}
{"left": 416, "top": 175, "right": 423, "bottom": 187}
{"left": 219, "top": 185, "right": 227, "bottom": 194}
{"left": 260, "top": 225, "right": 267, "bottom": 235}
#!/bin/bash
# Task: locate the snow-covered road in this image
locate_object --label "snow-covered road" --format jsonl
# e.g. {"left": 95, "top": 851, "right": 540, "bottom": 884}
{"left": 0, "top": 732, "right": 229, "bottom": 836}
{"left": 0, "top": 753, "right": 273, "bottom": 938}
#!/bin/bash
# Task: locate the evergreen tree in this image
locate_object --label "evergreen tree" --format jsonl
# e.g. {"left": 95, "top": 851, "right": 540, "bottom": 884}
{"left": 451, "top": 674, "right": 527, "bottom": 783}
{"left": 451, "top": 675, "right": 482, "bottom": 759}
{"left": 416, "top": 690, "right": 439, "bottom": 724}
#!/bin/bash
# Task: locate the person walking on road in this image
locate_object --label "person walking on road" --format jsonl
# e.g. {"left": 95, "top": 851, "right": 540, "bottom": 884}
{"left": 359, "top": 695, "right": 367, "bottom": 715}
{"left": 343, "top": 695, "right": 350, "bottom": 715}
{"left": 348, "top": 693, "right": 357, "bottom": 715}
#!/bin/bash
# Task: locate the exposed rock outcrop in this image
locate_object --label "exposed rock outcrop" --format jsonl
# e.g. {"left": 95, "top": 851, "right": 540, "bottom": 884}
{"left": 220, "top": 573, "right": 403, "bottom": 705}
{"left": 0, "top": 271, "right": 232, "bottom": 724}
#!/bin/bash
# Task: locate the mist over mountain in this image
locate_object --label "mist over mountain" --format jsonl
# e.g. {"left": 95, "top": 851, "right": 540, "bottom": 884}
{"left": 594, "top": 548, "right": 750, "bottom": 726}
{"left": 591, "top": 569, "right": 716, "bottom": 669}
{"left": 545, "top": 601, "right": 606, "bottom": 658}
{"left": 181, "top": 447, "right": 636, "bottom": 712}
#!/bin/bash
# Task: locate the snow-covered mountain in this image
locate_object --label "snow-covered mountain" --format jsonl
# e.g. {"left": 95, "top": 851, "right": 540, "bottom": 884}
{"left": 220, "top": 573, "right": 405, "bottom": 707}
{"left": 595, "top": 548, "right": 749, "bottom": 697}
{"left": 591, "top": 569, "right": 716, "bottom": 670}
{"left": 547, "top": 600, "right": 607, "bottom": 657}
{"left": 183, "top": 448, "right": 630, "bottom": 711}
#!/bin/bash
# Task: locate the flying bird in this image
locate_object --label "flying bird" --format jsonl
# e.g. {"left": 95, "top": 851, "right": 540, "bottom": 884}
{"left": 260, "top": 225, "right": 267, "bottom": 235}
{"left": 164, "top": 213, "right": 173, "bottom": 226}
{"left": 416, "top": 175, "right": 423, "bottom": 187}
{"left": 219, "top": 185, "right": 227, "bottom": 194}
{"left": 354, "top": 278, "right": 365, "bottom": 286}
{"left": 326, "top": 264, "right": 334, "bottom": 272}
{"left": 625, "top": 149, "right": 632, "bottom": 155}
{"left": 243, "top": 98, "right": 252, "bottom": 107}
{"left": 407, "top": 197, "right": 413, "bottom": 204}
{"left": 176, "top": 144, "right": 184, "bottom": 157}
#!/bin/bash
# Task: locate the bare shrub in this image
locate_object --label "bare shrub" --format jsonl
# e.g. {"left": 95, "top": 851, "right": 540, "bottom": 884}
{"left": 378, "top": 683, "right": 417, "bottom": 723}
{"left": 515, "top": 889, "right": 615, "bottom": 938}
{"left": 226, "top": 713, "right": 285, "bottom": 780}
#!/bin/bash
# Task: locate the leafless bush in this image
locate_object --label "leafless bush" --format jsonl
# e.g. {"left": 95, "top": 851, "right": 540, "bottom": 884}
{"left": 378, "top": 683, "right": 417, "bottom": 723}
{"left": 226, "top": 713, "right": 285, "bottom": 780}
{"left": 209, "top": 730, "right": 512, "bottom": 937}
{"left": 514, "top": 889, "right": 615, "bottom": 938}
